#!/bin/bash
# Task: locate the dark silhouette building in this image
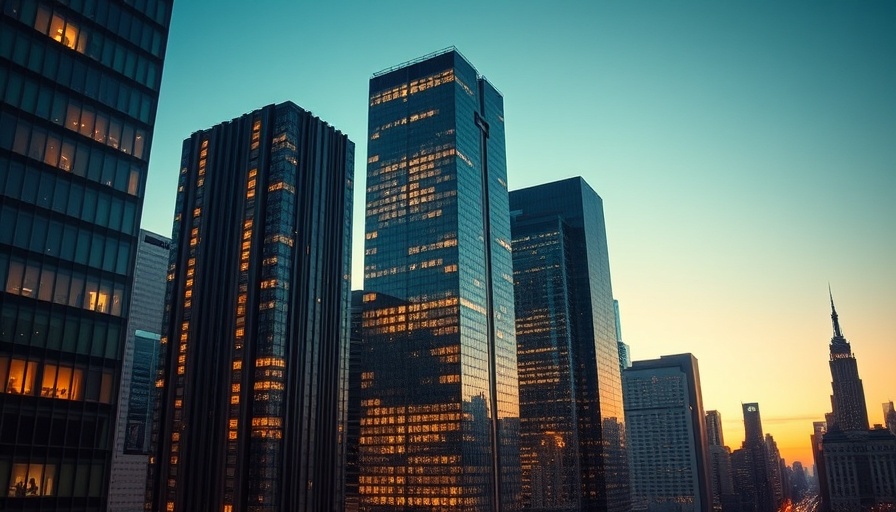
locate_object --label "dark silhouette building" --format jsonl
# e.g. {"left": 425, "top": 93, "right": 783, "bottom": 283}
{"left": 1, "top": 2, "right": 171, "bottom": 510}
{"left": 510, "top": 177, "right": 629, "bottom": 512}
{"left": 818, "top": 293, "right": 896, "bottom": 511}
{"left": 146, "top": 102, "right": 354, "bottom": 512}
{"left": 623, "top": 354, "right": 712, "bottom": 512}
{"left": 108, "top": 231, "right": 169, "bottom": 512}
{"left": 358, "top": 48, "right": 521, "bottom": 512}
{"left": 731, "top": 403, "right": 776, "bottom": 512}
{"left": 706, "top": 410, "right": 736, "bottom": 512}
{"left": 826, "top": 292, "right": 869, "bottom": 432}
{"left": 615, "top": 300, "right": 631, "bottom": 374}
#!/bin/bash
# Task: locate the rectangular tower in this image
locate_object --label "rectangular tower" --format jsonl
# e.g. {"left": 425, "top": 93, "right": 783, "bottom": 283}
{"left": 146, "top": 102, "right": 354, "bottom": 512}
{"left": 108, "top": 231, "right": 169, "bottom": 512}
{"left": 510, "top": 177, "right": 629, "bottom": 512}
{"left": 623, "top": 354, "right": 712, "bottom": 512}
{"left": 1, "top": 2, "right": 171, "bottom": 510}
{"left": 359, "top": 48, "right": 521, "bottom": 512}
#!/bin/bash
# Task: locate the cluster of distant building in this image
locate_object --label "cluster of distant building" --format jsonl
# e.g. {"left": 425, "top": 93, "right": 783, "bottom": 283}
{"left": 2, "top": 3, "right": 895, "bottom": 512}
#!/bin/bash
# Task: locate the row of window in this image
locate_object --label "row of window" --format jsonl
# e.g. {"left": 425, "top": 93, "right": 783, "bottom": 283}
{"left": 1, "top": 72, "right": 150, "bottom": 161}
{"left": 1, "top": 27, "right": 156, "bottom": 125}
{"left": 2, "top": 206, "right": 134, "bottom": 278}
{"left": 1, "top": 115, "right": 144, "bottom": 198}
{"left": 3, "top": 461, "right": 106, "bottom": 498}
{"left": 0, "top": 356, "right": 112, "bottom": 403}
{"left": 3, "top": 256, "right": 128, "bottom": 317}
{"left": 0, "top": 301, "right": 122, "bottom": 359}
{"left": 4, "top": 1, "right": 162, "bottom": 91}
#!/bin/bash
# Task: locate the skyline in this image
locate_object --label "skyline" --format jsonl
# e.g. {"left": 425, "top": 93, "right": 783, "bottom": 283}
{"left": 139, "top": 1, "right": 896, "bottom": 467}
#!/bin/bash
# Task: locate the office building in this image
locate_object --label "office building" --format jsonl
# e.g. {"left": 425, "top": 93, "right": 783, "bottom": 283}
{"left": 1, "top": 2, "right": 171, "bottom": 509}
{"left": 811, "top": 421, "right": 831, "bottom": 512}
{"left": 358, "top": 48, "right": 521, "bottom": 512}
{"left": 826, "top": 292, "right": 869, "bottom": 432}
{"left": 146, "top": 102, "right": 354, "bottom": 512}
{"left": 732, "top": 403, "right": 776, "bottom": 512}
{"left": 623, "top": 354, "right": 711, "bottom": 512}
{"left": 885, "top": 402, "right": 896, "bottom": 436}
{"left": 705, "top": 411, "right": 735, "bottom": 512}
{"left": 510, "top": 177, "right": 628, "bottom": 511}
{"left": 108, "top": 231, "right": 169, "bottom": 512}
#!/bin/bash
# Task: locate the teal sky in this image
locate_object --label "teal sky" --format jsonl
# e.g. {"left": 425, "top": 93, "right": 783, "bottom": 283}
{"left": 142, "top": 1, "right": 896, "bottom": 466}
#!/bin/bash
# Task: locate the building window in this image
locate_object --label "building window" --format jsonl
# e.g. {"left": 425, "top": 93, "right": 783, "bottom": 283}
{"left": 7, "top": 463, "right": 56, "bottom": 497}
{"left": 2, "top": 357, "right": 37, "bottom": 395}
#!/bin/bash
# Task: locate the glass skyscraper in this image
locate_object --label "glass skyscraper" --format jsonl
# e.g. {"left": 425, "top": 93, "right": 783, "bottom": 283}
{"left": 1, "top": 1, "right": 170, "bottom": 510}
{"left": 146, "top": 102, "right": 354, "bottom": 512}
{"left": 359, "top": 48, "right": 521, "bottom": 512}
{"left": 510, "top": 177, "right": 629, "bottom": 512}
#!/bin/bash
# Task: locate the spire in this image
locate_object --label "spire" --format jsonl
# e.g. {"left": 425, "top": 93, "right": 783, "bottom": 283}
{"left": 829, "top": 285, "right": 843, "bottom": 339}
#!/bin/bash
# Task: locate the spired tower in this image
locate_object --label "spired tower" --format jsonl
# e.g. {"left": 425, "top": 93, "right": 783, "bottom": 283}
{"left": 827, "top": 290, "right": 869, "bottom": 432}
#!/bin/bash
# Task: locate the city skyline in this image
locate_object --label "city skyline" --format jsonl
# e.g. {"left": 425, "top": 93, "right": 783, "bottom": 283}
{"left": 138, "top": 1, "right": 895, "bottom": 468}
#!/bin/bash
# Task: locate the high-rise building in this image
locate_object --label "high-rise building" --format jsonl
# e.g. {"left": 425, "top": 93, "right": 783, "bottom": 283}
{"left": 705, "top": 411, "right": 735, "bottom": 512}
{"left": 810, "top": 421, "right": 830, "bottom": 512}
{"left": 614, "top": 300, "right": 630, "bottom": 373}
{"left": 358, "top": 48, "right": 521, "bottom": 512}
{"left": 818, "top": 294, "right": 896, "bottom": 511}
{"left": 826, "top": 292, "right": 869, "bottom": 432}
{"left": 345, "top": 290, "right": 364, "bottom": 512}
{"left": 108, "top": 231, "right": 169, "bottom": 512}
{"left": 732, "top": 403, "right": 776, "bottom": 512}
{"left": 1, "top": 2, "right": 171, "bottom": 510}
{"left": 884, "top": 402, "right": 896, "bottom": 436}
{"left": 146, "top": 102, "right": 354, "bottom": 512}
{"left": 510, "top": 177, "right": 628, "bottom": 512}
{"left": 623, "top": 354, "right": 711, "bottom": 512}
{"left": 764, "top": 434, "right": 787, "bottom": 506}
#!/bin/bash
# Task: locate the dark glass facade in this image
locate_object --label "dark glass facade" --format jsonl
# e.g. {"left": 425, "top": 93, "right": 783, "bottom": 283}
{"left": 732, "top": 403, "right": 776, "bottom": 512}
{"left": 622, "top": 354, "right": 713, "bottom": 512}
{"left": 146, "top": 102, "right": 354, "bottom": 512}
{"left": 509, "top": 177, "right": 629, "bottom": 512}
{"left": 108, "top": 230, "right": 169, "bottom": 512}
{"left": 359, "top": 48, "right": 521, "bottom": 512}
{"left": 0, "top": 1, "right": 170, "bottom": 510}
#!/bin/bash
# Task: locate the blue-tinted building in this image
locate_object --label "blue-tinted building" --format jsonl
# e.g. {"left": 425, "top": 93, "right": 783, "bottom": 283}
{"left": 146, "top": 102, "right": 354, "bottom": 512}
{"left": 359, "top": 48, "right": 521, "bottom": 512}
{"left": 509, "top": 177, "right": 629, "bottom": 512}
{"left": 1, "top": 1, "right": 171, "bottom": 509}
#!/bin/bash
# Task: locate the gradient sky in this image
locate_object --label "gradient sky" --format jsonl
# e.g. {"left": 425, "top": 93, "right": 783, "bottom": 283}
{"left": 140, "top": 1, "right": 896, "bottom": 468}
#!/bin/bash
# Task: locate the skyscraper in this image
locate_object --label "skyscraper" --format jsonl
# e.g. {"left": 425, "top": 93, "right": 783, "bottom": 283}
{"left": 732, "top": 403, "right": 776, "bottom": 512}
{"left": 818, "top": 294, "right": 896, "bottom": 511}
{"left": 510, "top": 177, "right": 628, "bottom": 512}
{"left": 705, "top": 411, "right": 735, "bottom": 512}
{"left": 146, "top": 102, "right": 354, "bottom": 512}
{"left": 108, "top": 231, "right": 169, "bottom": 512}
{"left": 884, "top": 402, "right": 896, "bottom": 436}
{"left": 1, "top": 2, "right": 171, "bottom": 509}
{"left": 359, "top": 48, "right": 521, "bottom": 512}
{"left": 826, "top": 291, "right": 869, "bottom": 432}
{"left": 623, "top": 354, "right": 712, "bottom": 512}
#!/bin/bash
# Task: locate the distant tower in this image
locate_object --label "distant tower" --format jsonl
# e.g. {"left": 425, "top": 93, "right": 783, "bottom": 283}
{"left": 827, "top": 290, "right": 869, "bottom": 432}
{"left": 623, "top": 354, "right": 712, "bottom": 512}
{"left": 732, "top": 403, "right": 777, "bottom": 512}
{"left": 706, "top": 410, "right": 725, "bottom": 447}
{"left": 883, "top": 402, "right": 896, "bottom": 436}
{"left": 705, "top": 411, "right": 735, "bottom": 512}
{"left": 615, "top": 300, "right": 631, "bottom": 372}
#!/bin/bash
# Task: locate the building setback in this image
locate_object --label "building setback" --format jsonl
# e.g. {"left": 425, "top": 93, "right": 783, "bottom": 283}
{"left": 358, "top": 48, "right": 521, "bottom": 512}
{"left": 108, "top": 231, "right": 169, "bottom": 512}
{"left": 510, "top": 177, "right": 629, "bottom": 512}
{"left": 1, "top": 2, "right": 171, "bottom": 510}
{"left": 623, "top": 354, "right": 712, "bottom": 512}
{"left": 146, "top": 102, "right": 354, "bottom": 512}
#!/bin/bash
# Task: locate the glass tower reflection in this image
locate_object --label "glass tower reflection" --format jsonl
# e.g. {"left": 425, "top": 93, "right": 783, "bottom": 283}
{"left": 510, "top": 177, "right": 629, "bottom": 512}
{"left": 359, "top": 48, "right": 521, "bottom": 512}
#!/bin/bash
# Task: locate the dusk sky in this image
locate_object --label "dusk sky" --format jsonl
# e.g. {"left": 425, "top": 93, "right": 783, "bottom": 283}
{"left": 140, "top": 1, "right": 896, "bottom": 467}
